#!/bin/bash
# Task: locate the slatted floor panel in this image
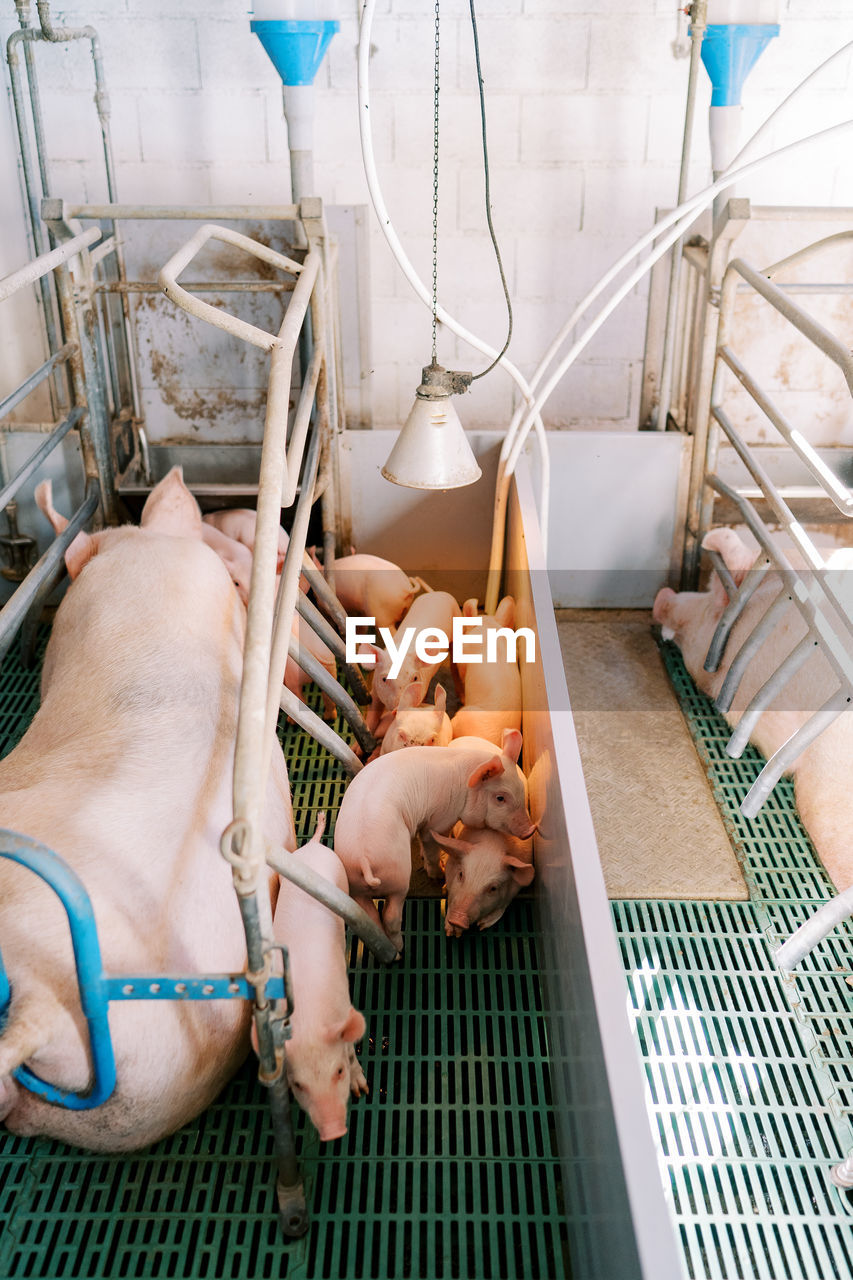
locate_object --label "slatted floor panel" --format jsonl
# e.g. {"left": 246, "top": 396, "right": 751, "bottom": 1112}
{"left": 0, "top": 636, "right": 569, "bottom": 1280}
{"left": 611, "top": 640, "right": 853, "bottom": 1280}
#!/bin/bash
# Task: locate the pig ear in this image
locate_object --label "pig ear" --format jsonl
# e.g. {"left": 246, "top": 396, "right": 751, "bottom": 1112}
{"left": 398, "top": 681, "right": 425, "bottom": 711}
{"left": 462, "top": 598, "right": 479, "bottom": 618}
{"left": 495, "top": 596, "right": 516, "bottom": 628}
{"left": 467, "top": 756, "right": 505, "bottom": 789}
{"left": 430, "top": 828, "right": 474, "bottom": 856}
{"left": 433, "top": 684, "right": 447, "bottom": 718}
{"left": 141, "top": 466, "right": 203, "bottom": 539}
{"left": 505, "top": 855, "right": 535, "bottom": 887}
{"left": 328, "top": 1008, "right": 365, "bottom": 1045}
{"left": 702, "top": 528, "right": 757, "bottom": 607}
{"left": 358, "top": 643, "right": 392, "bottom": 677}
{"left": 500, "top": 728, "right": 523, "bottom": 763}
{"left": 34, "top": 479, "right": 99, "bottom": 579}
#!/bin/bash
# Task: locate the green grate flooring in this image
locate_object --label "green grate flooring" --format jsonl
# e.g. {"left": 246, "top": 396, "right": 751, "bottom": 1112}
{"left": 0, "top": 637, "right": 569, "bottom": 1280}
{"left": 612, "top": 641, "right": 853, "bottom": 1280}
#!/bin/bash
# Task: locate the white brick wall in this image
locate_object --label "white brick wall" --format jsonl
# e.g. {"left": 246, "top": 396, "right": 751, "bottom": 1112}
{"left": 1, "top": 0, "right": 852, "bottom": 435}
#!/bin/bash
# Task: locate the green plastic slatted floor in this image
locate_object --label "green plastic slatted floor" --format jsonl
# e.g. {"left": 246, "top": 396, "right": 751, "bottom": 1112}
{"left": 612, "top": 640, "right": 853, "bottom": 1280}
{"left": 0, "top": 636, "right": 569, "bottom": 1280}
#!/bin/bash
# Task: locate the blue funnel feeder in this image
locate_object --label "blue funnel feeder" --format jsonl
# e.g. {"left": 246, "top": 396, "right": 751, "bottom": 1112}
{"left": 251, "top": 19, "right": 339, "bottom": 86}
{"left": 698, "top": 22, "right": 780, "bottom": 106}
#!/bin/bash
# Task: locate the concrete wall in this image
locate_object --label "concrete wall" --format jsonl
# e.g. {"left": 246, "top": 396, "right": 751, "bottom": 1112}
{"left": 1, "top": 1, "right": 852, "bottom": 438}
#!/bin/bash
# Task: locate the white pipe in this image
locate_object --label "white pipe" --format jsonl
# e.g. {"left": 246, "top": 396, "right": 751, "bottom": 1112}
{"left": 775, "top": 885, "right": 853, "bottom": 970}
{"left": 356, "top": 0, "right": 550, "bottom": 554}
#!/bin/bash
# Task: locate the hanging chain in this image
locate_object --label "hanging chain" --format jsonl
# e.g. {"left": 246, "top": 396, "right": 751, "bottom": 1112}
{"left": 431, "top": 0, "right": 440, "bottom": 364}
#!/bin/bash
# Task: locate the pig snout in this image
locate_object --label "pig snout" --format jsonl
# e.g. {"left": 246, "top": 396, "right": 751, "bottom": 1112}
{"left": 445, "top": 907, "right": 470, "bottom": 937}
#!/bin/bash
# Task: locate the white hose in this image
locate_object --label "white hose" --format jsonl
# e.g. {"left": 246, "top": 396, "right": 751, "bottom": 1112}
{"left": 357, "top": 0, "right": 550, "bottom": 554}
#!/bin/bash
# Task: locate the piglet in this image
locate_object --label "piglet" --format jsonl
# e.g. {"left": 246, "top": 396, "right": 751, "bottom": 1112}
{"left": 378, "top": 682, "right": 452, "bottom": 755}
{"left": 260, "top": 814, "right": 367, "bottom": 1142}
{"left": 329, "top": 552, "right": 432, "bottom": 631}
{"left": 334, "top": 729, "right": 535, "bottom": 955}
{"left": 450, "top": 596, "right": 523, "bottom": 747}
{"left": 432, "top": 825, "right": 534, "bottom": 936}
{"left": 203, "top": 508, "right": 289, "bottom": 571}
{"left": 364, "top": 590, "right": 461, "bottom": 733}
{"left": 653, "top": 526, "right": 853, "bottom": 890}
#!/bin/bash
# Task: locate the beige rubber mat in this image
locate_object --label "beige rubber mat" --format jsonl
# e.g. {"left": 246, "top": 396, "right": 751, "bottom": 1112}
{"left": 556, "top": 609, "right": 748, "bottom": 901}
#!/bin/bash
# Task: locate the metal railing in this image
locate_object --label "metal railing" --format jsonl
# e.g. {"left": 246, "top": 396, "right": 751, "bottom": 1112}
{"left": 0, "top": 229, "right": 112, "bottom": 663}
{"left": 158, "top": 216, "right": 392, "bottom": 1235}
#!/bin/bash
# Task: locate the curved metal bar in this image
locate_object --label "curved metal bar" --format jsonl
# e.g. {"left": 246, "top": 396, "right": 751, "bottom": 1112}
{"left": 0, "top": 227, "right": 101, "bottom": 303}
{"left": 295, "top": 591, "right": 371, "bottom": 704}
{"left": 740, "top": 687, "right": 850, "bottom": 819}
{"left": 0, "top": 480, "right": 99, "bottom": 666}
{"left": 265, "top": 846, "right": 396, "bottom": 964}
{"left": 775, "top": 884, "right": 853, "bottom": 971}
{"left": 287, "top": 635, "right": 376, "bottom": 758}
{"left": 301, "top": 559, "right": 348, "bottom": 635}
{"left": 704, "top": 560, "right": 769, "bottom": 673}
{"left": 280, "top": 686, "right": 362, "bottom": 776}
{"left": 0, "top": 829, "right": 116, "bottom": 1109}
{"left": 726, "top": 633, "right": 818, "bottom": 759}
{"left": 714, "top": 587, "right": 789, "bottom": 715}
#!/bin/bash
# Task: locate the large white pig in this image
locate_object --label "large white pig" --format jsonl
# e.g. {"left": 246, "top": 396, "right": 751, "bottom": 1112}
{"left": 432, "top": 824, "right": 534, "bottom": 937}
{"left": 328, "top": 552, "right": 432, "bottom": 631}
{"left": 261, "top": 813, "right": 367, "bottom": 1142}
{"left": 450, "top": 596, "right": 523, "bottom": 747}
{"left": 334, "top": 729, "right": 535, "bottom": 955}
{"left": 0, "top": 468, "right": 294, "bottom": 1150}
{"left": 653, "top": 526, "right": 853, "bottom": 890}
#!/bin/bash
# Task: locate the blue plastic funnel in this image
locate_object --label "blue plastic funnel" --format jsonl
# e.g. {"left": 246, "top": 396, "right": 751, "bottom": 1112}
{"left": 251, "top": 19, "right": 339, "bottom": 87}
{"left": 699, "top": 22, "right": 780, "bottom": 106}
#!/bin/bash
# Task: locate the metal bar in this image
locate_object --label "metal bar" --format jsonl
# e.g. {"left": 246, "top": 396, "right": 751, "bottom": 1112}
{"left": 725, "top": 632, "right": 818, "bottom": 759}
{"left": 726, "top": 257, "right": 853, "bottom": 396}
{"left": 279, "top": 686, "right": 362, "bottom": 776}
{"left": 703, "top": 548, "right": 737, "bottom": 601}
{"left": 0, "top": 481, "right": 99, "bottom": 665}
{"left": 0, "top": 343, "right": 74, "bottom": 419}
{"left": 0, "top": 830, "right": 116, "bottom": 1109}
{"left": 266, "top": 846, "right": 396, "bottom": 962}
{"left": 282, "top": 335, "right": 323, "bottom": 507}
{"left": 775, "top": 883, "right": 853, "bottom": 970}
{"left": 288, "top": 635, "right": 376, "bottom": 757}
{"left": 65, "top": 202, "right": 300, "bottom": 222}
{"left": 95, "top": 280, "right": 295, "bottom": 294}
{"left": 0, "top": 406, "right": 82, "bottom": 512}
{"left": 714, "top": 586, "right": 790, "bottom": 714}
{"left": 762, "top": 230, "right": 853, "bottom": 279}
{"left": 741, "top": 687, "right": 850, "bottom": 819}
{"left": 703, "top": 559, "right": 771, "bottom": 673}
{"left": 295, "top": 591, "right": 370, "bottom": 703}
{"left": 0, "top": 227, "right": 101, "bottom": 303}
{"left": 718, "top": 344, "right": 853, "bottom": 515}
{"left": 301, "top": 559, "right": 348, "bottom": 634}
{"left": 706, "top": 475, "right": 853, "bottom": 694}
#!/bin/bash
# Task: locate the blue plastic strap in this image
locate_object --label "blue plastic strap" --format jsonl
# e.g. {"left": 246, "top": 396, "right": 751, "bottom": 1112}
{"left": 0, "top": 831, "right": 286, "bottom": 1111}
{"left": 0, "top": 830, "right": 117, "bottom": 1109}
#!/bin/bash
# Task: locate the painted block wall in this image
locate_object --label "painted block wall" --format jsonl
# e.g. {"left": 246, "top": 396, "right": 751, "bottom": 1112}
{"left": 1, "top": 0, "right": 852, "bottom": 439}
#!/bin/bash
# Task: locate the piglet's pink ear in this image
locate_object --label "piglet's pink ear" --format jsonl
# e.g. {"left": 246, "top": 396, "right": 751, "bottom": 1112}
{"left": 398, "top": 681, "right": 425, "bottom": 711}
{"left": 429, "top": 828, "right": 474, "bottom": 856}
{"left": 501, "top": 728, "right": 523, "bottom": 763}
{"left": 505, "top": 856, "right": 535, "bottom": 887}
{"left": 433, "top": 684, "right": 447, "bottom": 717}
{"left": 329, "top": 1008, "right": 366, "bottom": 1045}
{"left": 462, "top": 598, "right": 479, "bottom": 618}
{"left": 467, "top": 756, "right": 505, "bottom": 789}
{"left": 357, "top": 643, "right": 392, "bottom": 677}
{"left": 495, "top": 596, "right": 516, "bottom": 628}
{"left": 140, "top": 466, "right": 203, "bottom": 539}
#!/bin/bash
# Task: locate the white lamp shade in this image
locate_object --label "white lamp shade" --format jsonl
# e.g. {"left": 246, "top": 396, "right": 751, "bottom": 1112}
{"left": 381, "top": 392, "right": 482, "bottom": 490}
